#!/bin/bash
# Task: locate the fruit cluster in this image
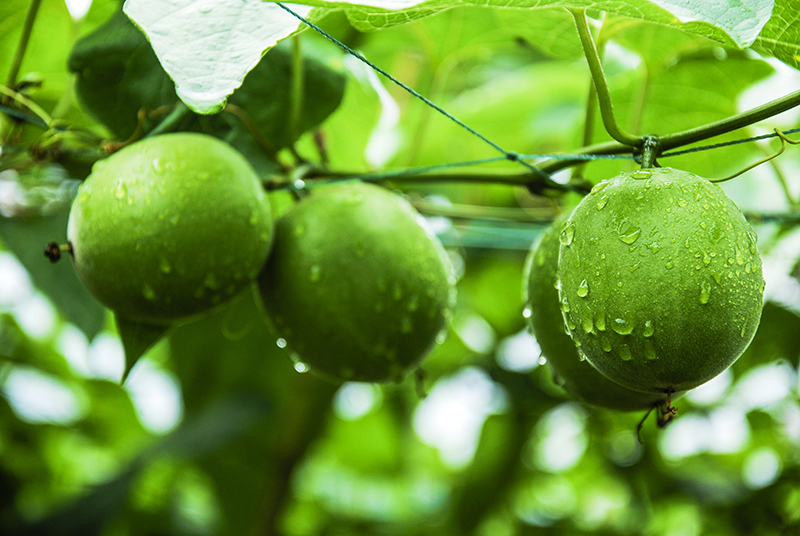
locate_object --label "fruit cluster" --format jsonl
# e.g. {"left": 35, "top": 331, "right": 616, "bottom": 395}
{"left": 523, "top": 167, "right": 765, "bottom": 410}
{"left": 64, "top": 133, "right": 454, "bottom": 382}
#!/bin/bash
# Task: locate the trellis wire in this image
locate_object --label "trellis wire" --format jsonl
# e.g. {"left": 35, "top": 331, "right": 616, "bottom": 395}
{"left": 275, "top": 3, "right": 800, "bottom": 188}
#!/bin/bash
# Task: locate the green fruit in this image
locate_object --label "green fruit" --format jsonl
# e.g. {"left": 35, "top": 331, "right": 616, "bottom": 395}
{"left": 558, "top": 167, "right": 764, "bottom": 394}
{"left": 257, "top": 181, "right": 454, "bottom": 383}
{"left": 524, "top": 214, "right": 672, "bottom": 411}
{"left": 67, "top": 133, "right": 273, "bottom": 324}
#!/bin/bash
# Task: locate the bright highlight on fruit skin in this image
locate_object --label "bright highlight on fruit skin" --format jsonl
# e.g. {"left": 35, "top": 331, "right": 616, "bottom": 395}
{"left": 67, "top": 133, "right": 273, "bottom": 325}
{"left": 257, "top": 181, "right": 455, "bottom": 383}
{"left": 524, "top": 215, "right": 674, "bottom": 411}
{"left": 558, "top": 167, "right": 765, "bottom": 394}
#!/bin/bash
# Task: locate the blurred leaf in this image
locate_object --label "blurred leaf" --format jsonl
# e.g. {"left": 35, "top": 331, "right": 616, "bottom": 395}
{"left": 114, "top": 315, "right": 170, "bottom": 382}
{"left": 734, "top": 301, "right": 800, "bottom": 372}
{"left": 450, "top": 411, "right": 530, "bottom": 534}
{"left": 0, "top": 314, "right": 73, "bottom": 377}
{"left": 0, "top": 214, "right": 106, "bottom": 339}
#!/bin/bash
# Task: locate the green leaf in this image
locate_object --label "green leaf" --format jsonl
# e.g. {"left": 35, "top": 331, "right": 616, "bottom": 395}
{"left": 114, "top": 315, "right": 170, "bottom": 382}
{"left": 334, "top": 0, "right": 774, "bottom": 48}
{"left": 67, "top": 9, "right": 345, "bottom": 173}
{"left": 734, "top": 301, "right": 800, "bottom": 372}
{"left": 753, "top": 0, "right": 800, "bottom": 70}
{"left": 122, "top": 0, "right": 314, "bottom": 114}
{"left": 68, "top": 9, "right": 179, "bottom": 140}
{"left": 0, "top": 212, "right": 106, "bottom": 340}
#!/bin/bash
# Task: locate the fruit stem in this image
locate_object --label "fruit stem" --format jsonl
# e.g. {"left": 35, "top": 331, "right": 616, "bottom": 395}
{"left": 569, "top": 9, "right": 642, "bottom": 148}
{"left": 44, "top": 241, "right": 72, "bottom": 263}
{"left": 659, "top": 88, "right": 800, "bottom": 150}
{"left": 3, "top": 0, "right": 43, "bottom": 103}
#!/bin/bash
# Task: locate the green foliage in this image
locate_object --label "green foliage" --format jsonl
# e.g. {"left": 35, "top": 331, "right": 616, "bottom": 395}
{"left": 2, "top": 1, "right": 800, "bottom": 536}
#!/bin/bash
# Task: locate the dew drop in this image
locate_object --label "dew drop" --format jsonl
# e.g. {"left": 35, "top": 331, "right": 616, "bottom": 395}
{"left": 590, "top": 181, "right": 609, "bottom": 194}
{"left": 204, "top": 272, "right": 220, "bottom": 290}
{"left": 294, "top": 361, "right": 310, "bottom": 373}
{"left": 151, "top": 158, "right": 165, "bottom": 174}
{"left": 522, "top": 307, "right": 532, "bottom": 319}
{"left": 309, "top": 265, "right": 321, "bottom": 283}
{"left": 159, "top": 257, "right": 171, "bottom": 274}
{"left": 700, "top": 280, "right": 712, "bottom": 304}
{"left": 596, "top": 195, "right": 609, "bottom": 210}
{"left": 560, "top": 296, "right": 571, "bottom": 313}
{"left": 276, "top": 338, "right": 287, "bottom": 349}
{"left": 595, "top": 310, "right": 607, "bottom": 332}
{"left": 142, "top": 284, "right": 156, "bottom": 301}
{"left": 538, "top": 355, "right": 547, "bottom": 366}
{"left": 619, "top": 344, "right": 632, "bottom": 361}
{"left": 642, "top": 320, "right": 654, "bottom": 337}
{"left": 618, "top": 226, "right": 642, "bottom": 245}
{"left": 677, "top": 198, "right": 688, "bottom": 207}
{"left": 644, "top": 340, "right": 658, "bottom": 360}
{"left": 581, "top": 309, "right": 594, "bottom": 334}
{"left": 600, "top": 336, "right": 612, "bottom": 352}
{"left": 632, "top": 170, "right": 651, "bottom": 180}
{"left": 735, "top": 247, "right": 745, "bottom": 266}
{"left": 611, "top": 316, "right": 635, "bottom": 335}
{"left": 665, "top": 260, "right": 674, "bottom": 270}
{"left": 577, "top": 279, "right": 589, "bottom": 298}
{"left": 113, "top": 180, "right": 127, "bottom": 200}
{"left": 560, "top": 222, "right": 575, "bottom": 246}
{"left": 407, "top": 294, "right": 419, "bottom": 312}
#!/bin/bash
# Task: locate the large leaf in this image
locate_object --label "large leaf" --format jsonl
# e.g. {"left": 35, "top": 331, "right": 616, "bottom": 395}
{"left": 68, "top": 8, "right": 345, "bottom": 173}
{"left": 122, "top": 0, "right": 315, "bottom": 114}
{"left": 753, "top": 0, "right": 800, "bottom": 70}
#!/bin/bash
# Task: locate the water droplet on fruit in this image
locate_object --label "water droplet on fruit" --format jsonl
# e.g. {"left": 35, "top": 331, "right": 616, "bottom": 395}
{"left": 702, "top": 251, "right": 712, "bottom": 266}
{"left": 560, "top": 296, "right": 570, "bottom": 313}
{"left": 581, "top": 309, "right": 594, "bottom": 333}
{"left": 619, "top": 344, "right": 632, "bottom": 361}
{"left": 204, "top": 273, "right": 220, "bottom": 289}
{"left": 596, "top": 310, "right": 607, "bottom": 331}
{"left": 436, "top": 329, "right": 447, "bottom": 345}
{"left": 560, "top": 222, "right": 575, "bottom": 246}
{"left": 700, "top": 280, "right": 712, "bottom": 304}
{"left": 642, "top": 320, "right": 654, "bottom": 337}
{"left": 400, "top": 317, "right": 413, "bottom": 333}
{"left": 392, "top": 282, "right": 403, "bottom": 300}
{"left": 677, "top": 198, "right": 688, "bottom": 207}
{"left": 611, "top": 316, "right": 635, "bottom": 335}
{"left": 644, "top": 340, "right": 658, "bottom": 360}
{"left": 276, "top": 338, "right": 287, "bottom": 348}
{"left": 142, "top": 283, "right": 156, "bottom": 301}
{"left": 294, "top": 361, "right": 310, "bottom": 373}
{"left": 159, "top": 257, "right": 171, "bottom": 274}
{"left": 309, "top": 265, "right": 321, "bottom": 282}
{"left": 113, "top": 180, "right": 127, "bottom": 200}
{"left": 576, "top": 279, "right": 589, "bottom": 297}
{"left": 665, "top": 260, "right": 674, "bottom": 270}
{"left": 151, "top": 158, "right": 165, "bottom": 174}
{"left": 170, "top": 214, "right": 180, "bottom": 226}
{"left": 249, "top": 210, "right": 260, "bottom": 225}
{"left": 522, "top": 306, "right": 532, "bottom": 319}
{"left": 293, "top": 179, "right": 306, "bottom": 190}
{"left": 600, "top": 336, "right": 612, "bottom": 352}
{"left": 596, "top": 195, "right": 609, "bottom": 210}
{"left": 407, "top": 294, "right": 419, "bottom": 312}
{"left": 619, "top": 225, "right": 641, "bottom": 245}
{"left": 538, "top": 355, "right": 547, "bottom": 365}
{"left": 632, "top": 170, "right": 651, "bottom": 180}
{"left": 735, "top": 247, "right": 745, "bottom": 265}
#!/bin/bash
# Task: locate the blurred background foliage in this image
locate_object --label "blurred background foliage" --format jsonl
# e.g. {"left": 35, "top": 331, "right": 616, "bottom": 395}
{"left": 1, "top": 0, "right": 800, "bottom": 535}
